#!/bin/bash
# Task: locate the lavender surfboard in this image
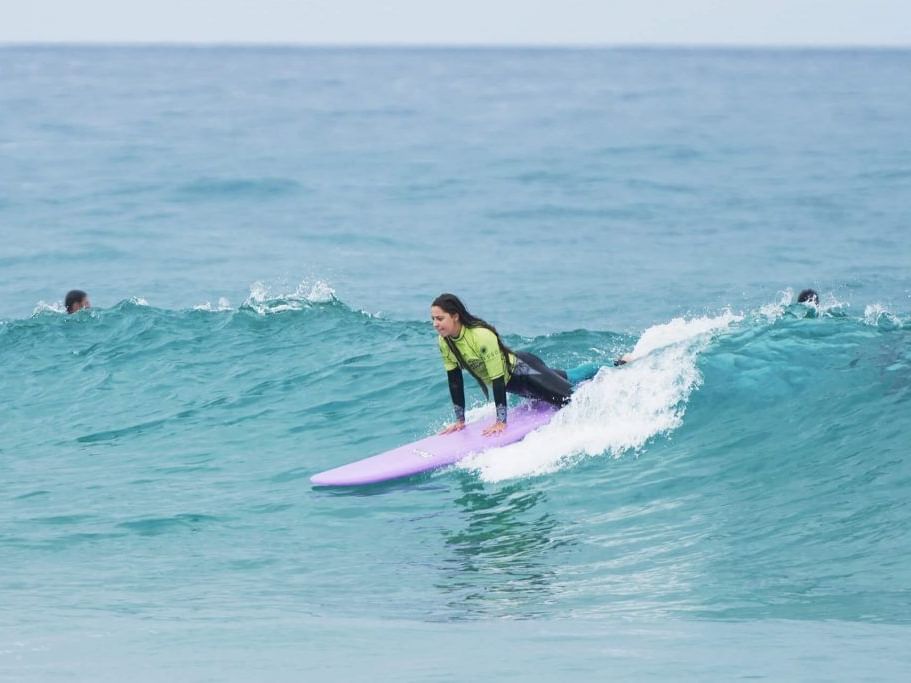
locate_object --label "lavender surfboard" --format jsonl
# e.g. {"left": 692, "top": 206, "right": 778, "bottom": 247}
{"left": 311, "top": 403, "right": 558, "bottom": 486}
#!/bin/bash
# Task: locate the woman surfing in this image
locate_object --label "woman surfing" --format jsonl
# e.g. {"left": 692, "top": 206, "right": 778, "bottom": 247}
{"left": 431, "top": 293, "right": 599, "bottom": 437}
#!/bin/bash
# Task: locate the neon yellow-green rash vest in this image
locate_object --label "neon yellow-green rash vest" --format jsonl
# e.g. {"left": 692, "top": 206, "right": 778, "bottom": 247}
{"left": 438, "top": 326, "right": 515, "bottom": 385}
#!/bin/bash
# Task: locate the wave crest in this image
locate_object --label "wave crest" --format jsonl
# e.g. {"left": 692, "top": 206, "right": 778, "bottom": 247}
{"left": 459, "top": 312, "right": 741, "bottom": 483}
{"left": 242, "top": 280, "right": 337, "bottom": 315}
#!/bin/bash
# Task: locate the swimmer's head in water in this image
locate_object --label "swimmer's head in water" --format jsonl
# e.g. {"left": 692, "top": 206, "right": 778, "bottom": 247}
{"left": 797, "top": 289, "right": 819, "bottom": 305}
{"left": 65, "top": 289, "right": 90, "bottom": 314}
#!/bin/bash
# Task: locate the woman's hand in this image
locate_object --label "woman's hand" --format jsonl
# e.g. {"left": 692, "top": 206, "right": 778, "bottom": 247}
{"left": 482, "top": 421, "right": 507, "bottom": 436}
{"left": 440, "top": 421, "right": 466, "bottom": 435}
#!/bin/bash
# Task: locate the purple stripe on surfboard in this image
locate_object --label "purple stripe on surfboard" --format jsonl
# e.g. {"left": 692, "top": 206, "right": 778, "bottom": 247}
{"left": 311, "top": 403, "right": 558, "bottom": 486}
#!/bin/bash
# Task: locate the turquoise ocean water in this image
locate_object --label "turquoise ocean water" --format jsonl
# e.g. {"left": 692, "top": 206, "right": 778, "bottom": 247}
{"left": 2, "top": 47, "right": 910, "bottom": 680}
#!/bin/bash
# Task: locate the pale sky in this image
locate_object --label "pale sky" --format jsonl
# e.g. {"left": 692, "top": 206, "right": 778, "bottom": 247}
{"left": 1, "top": 0, "right": 909, "bottom": 46}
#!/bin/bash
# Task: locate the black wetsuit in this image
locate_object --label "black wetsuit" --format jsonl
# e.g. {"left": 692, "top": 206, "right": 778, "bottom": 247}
{"left": 507, "top": 351, "right": 573, "bottom": 406}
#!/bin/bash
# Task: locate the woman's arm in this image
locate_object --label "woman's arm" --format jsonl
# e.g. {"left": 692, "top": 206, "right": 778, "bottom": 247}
{"left": 441, "top": 368, "right": 467, "bottom": 434}
{"left": 448, "top": 368, "right": 465, "bottom": 422}
{"left": 492, "top": 376, "right": 507, "bottom": 423}
{"left": 482, "top": 376, "right": 508, "bottom": 436}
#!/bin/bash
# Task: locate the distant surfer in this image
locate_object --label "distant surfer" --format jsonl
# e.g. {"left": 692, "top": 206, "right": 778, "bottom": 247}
{"left": 797, "top": 288, "right": 819, "bottom": 305}
{"left": 615, "top": 289, "right": 822, "bottom": 365}
{"left": 65, "top": 289, "right": 91, "bottom": 314}
{"left": 431, "top": 293, "right": 598, "bottom": 437}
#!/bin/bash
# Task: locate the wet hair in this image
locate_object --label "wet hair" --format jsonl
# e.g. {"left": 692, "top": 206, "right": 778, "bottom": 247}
{"left": 797, "top": 289, "right": 819, "bottom": 305}
{"left": 432, "top": 293, "right": 515, "bottom": 397}
{"left": 65, "top": 289, "right": 88, "bottom": 314}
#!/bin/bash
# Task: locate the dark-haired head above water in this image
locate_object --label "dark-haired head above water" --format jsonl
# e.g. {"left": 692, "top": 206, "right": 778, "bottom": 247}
{"left": 797, "top": 289, "right": 819, "bottom": 305}
{"left": 65, "top": 289, "right": 90, "bottom": 314}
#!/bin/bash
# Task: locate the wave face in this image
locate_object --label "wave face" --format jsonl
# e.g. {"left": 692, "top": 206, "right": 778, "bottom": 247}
{"left": 3, "top": 292, "right": 909, "bottom": 641}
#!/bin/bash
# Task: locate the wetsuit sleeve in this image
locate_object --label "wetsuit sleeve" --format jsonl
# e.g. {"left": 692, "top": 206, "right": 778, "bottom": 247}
{"left": 447, "top": 368, "right": 466, "bottom": 422}
{"left": 492, "top": 376, "right": 507, "bottom": 423}
{"left": 438, "top": 336, "right": 459, "bottom": 371}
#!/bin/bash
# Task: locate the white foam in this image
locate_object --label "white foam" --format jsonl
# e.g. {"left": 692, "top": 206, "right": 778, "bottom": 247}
{"left": 243, "top": 279, "right": 337, "bottom": 315}
{"left": 297, "top": 281, "right": 336, "bottom": 304}
{"left": 756, "top": 290, "right": 847, "bottom": 321}
{"left": 628, "top": 309, "right": 741, "bottom": 359}
{"left": 818, "top": 292, "right": 848, "bottom": 316}
{"left": 459, "top": 311, "right": 741, "bottom": 483}
{"left": 758, "top": 288, "right": 794, "bottom": 321}
{"left": 864, "top": 303, "right": 901, "bottom": 329}
{"left": 32, "top": 301, "right": 66, "bottom": 315}
{"left": 193, "top": 297, "right": 232, "bottom": 312}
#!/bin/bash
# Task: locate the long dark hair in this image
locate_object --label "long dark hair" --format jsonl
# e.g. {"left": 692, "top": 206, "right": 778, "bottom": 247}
{"left": 432, "top": 293, "right": 515, "bottom": 398}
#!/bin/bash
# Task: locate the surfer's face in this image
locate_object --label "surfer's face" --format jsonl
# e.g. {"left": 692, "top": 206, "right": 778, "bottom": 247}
{"left": 431, "top": 306, "right": 460, "bottom": 337}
